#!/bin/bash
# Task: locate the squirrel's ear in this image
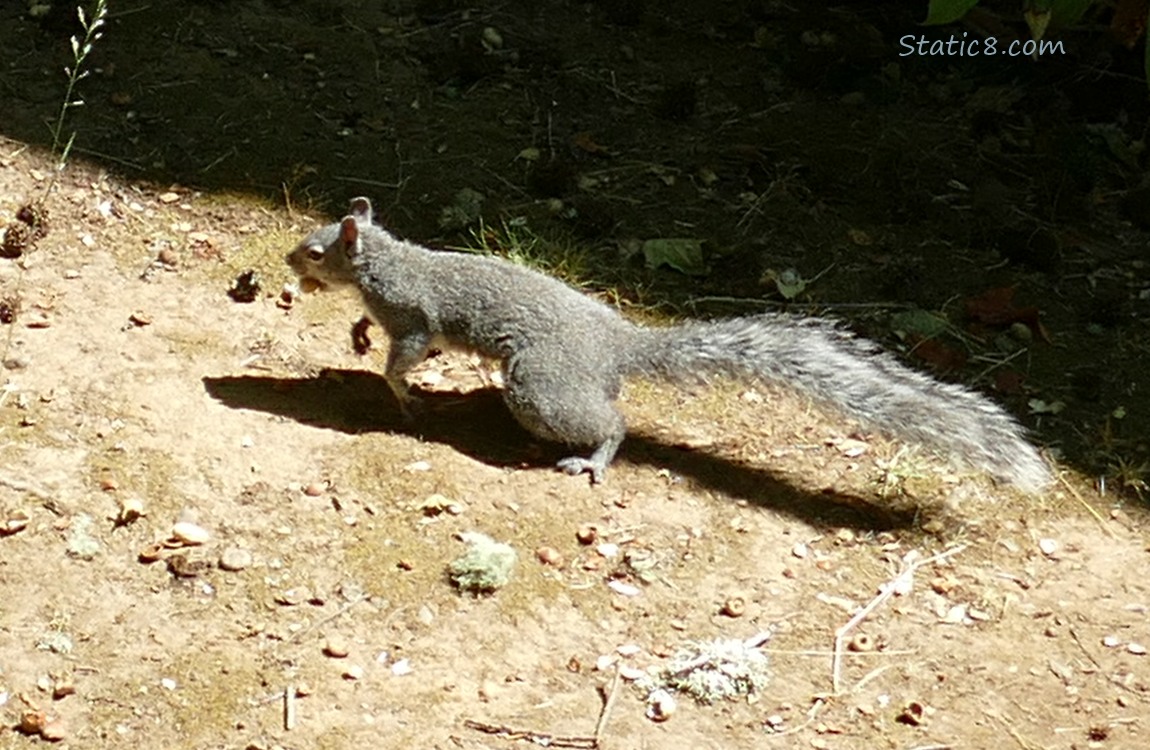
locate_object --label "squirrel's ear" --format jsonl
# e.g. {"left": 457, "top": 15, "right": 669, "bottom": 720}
{"left": 339, "top": 216, "right": 359, "bottom": 249}
{"left": 348, "top": 197, "right": 373, "bottom": 222}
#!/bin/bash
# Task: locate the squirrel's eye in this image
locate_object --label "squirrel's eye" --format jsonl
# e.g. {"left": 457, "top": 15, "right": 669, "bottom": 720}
{"left": 306, "top": 246, "right": 324, "bottom": 262}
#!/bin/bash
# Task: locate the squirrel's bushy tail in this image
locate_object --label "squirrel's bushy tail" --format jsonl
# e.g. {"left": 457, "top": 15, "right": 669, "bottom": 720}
{"left": 625, "top": 315, "right": 1051, "bottom": 492}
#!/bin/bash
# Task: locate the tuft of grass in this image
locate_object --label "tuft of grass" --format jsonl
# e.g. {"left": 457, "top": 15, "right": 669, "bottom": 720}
{"left": 48, "top": 0, "right": 109, "bottom": 180}
{"left": 455, "top": 218, "right": 600, "bottom": 289}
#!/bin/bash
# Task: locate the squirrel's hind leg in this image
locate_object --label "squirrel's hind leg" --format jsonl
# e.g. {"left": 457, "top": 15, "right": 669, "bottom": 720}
{"left": 502, "top": 351, "right": 627, "bottom": 483}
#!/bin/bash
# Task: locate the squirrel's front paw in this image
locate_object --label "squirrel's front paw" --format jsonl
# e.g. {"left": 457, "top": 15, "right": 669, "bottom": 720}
{"left": 351, "top": 316, "right": 373, "bottom": 355}
{"left": 556, "top": 456, "right": 606, "bottom": 484}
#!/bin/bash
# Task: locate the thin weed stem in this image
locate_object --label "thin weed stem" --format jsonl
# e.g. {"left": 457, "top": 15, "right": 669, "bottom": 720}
{"left": 48, "top": 0, "right": 109, "bottom": 179}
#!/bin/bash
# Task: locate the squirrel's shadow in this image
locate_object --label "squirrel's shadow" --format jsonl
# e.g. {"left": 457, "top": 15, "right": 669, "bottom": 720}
{"left": 203, "top": 370, "right": 918, "bottom": 532}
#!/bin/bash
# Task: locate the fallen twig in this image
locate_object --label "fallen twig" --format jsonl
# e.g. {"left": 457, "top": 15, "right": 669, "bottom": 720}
{"left": 463, "top": 719, "right": 598, "bottom": 749}
{"left": 593, "top": 666, "right": 622, "bottom": 746}
{"left": 832, "top": 545, "right": 967, "bottom": 694}
{"left": 283, "top": 682, "right": 296, "bottom": 731}
{"left": 765, "top": 697, "right": 826, "bottom": 739}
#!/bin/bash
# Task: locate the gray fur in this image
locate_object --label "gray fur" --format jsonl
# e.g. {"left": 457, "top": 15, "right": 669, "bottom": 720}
{"left": 287, "top": 197, "right": 1051, "bottom": 491}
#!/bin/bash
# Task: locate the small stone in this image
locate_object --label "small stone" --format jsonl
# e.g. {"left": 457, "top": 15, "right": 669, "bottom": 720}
{"left": 52, "top": 675, "right": 76, "bottom": 699}
{"left": 24, "top": 311, "right": 51, "bottom": 328}
{"left": 1128, "top": 642, "right": 1147, "bottom": 655}
{"left": 275, "top": 588, "right": 307, "bottom": 606}
{"left": 1038, "top": 538, "right": 1059, "bottom": 557}
{"left": 3, "top": 355, "right": 30, "bottom": 370}
{"left": 39, "top": 716, "right": 68, "bottom": 741}
{"left": 575, "top": 523, "right": 598, "bottom": 545}
{"left": 18, "top": 709, "right": 47, "bottom": 735}
{"left": 157, "top": 248, "right": 178, "bottom": 266}
{"left": 535, "top": 546, "right": 563, "bottom": 566}
{"left": 342, "top": 665, "right": 365, "bottom": 680}
{"left": 3, "top": 510, "right": 30, "bottom": 535}
{"left": 607, "top": 580, "right": 640, "bottom": 597}
{"left": 323, "top": 637, "right": 351, "bottom": 658}
{"left": 117, "top": 498, "right": 145, "bottom": 526}
{"left": 303, "top": 482, "right": 325, "bottom": 497}
{"left": 171, "top": 521, "right": 210, "bottom": 546}
{"left": 218, "top": 547, "right": 252, "bottom": 571}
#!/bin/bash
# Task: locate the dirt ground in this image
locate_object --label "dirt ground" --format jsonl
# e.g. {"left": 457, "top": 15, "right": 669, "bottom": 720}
{"left": 1, "top": 1, "right": 1149, "bottom": 748}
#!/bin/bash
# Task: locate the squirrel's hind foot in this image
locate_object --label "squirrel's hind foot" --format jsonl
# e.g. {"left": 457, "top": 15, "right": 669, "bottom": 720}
{"left": 556, "top": 456, "right": 607, "bottom": 484}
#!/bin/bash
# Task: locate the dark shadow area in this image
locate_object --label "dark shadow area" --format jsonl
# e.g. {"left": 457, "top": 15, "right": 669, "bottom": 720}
{"left": 203, "top": 370, "right": 920, "bottom": 531}
{"left": 4, "top": 0, "right": 1150, "bottom": 500}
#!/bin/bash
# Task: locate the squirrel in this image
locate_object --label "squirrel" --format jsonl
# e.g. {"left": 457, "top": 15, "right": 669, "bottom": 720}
{"left": 286, "top": 197, "right": 1052, "bottom": 492}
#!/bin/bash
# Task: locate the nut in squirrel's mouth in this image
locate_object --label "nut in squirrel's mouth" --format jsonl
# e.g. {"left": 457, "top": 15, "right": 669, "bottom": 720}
{"left": 298, "top": 277, "right": 325, "bottom": 293}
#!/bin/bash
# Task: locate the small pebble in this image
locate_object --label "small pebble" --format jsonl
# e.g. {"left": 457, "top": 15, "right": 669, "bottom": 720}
{"left": 275, "top": 588, "right": 307, "bottom": 606}
{"left": 171, "top": 521, "right": 210, "bottom": 546}
{"left": 39, "top": 717, "right": 68, "bottom": 741}
{"left": 303, "top": 482, "right": 325, "bottom": 497}
{"left": 575, "top": 524, "right": 598, "bottom": 545}
{"left": 342, "top": 665, "right": 365, "bottom": 681}
{"left": 323, "top": 637, "right": 351, "bottom": 658}
{"left": 535, "top": 546, "right": 563, "bottom": 566}
{"left": 52, "top": 675, "right": 75, "bottom": 700}
{"left": 607, "top": 580, "right": 640, "bottom": 597}
{"left": 24, "top": 312, "right": 51, "bottom": 329}
{"left": 596, "top": 542, "right": 619, "bottom": 558}
{"left": 218, "top": 547, "right": 252, "bottom": 572}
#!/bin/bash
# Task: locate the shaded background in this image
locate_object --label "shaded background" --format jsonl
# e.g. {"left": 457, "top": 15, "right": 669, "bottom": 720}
{"left": 4, "top": 0, "right": 1150, "bottom": 495}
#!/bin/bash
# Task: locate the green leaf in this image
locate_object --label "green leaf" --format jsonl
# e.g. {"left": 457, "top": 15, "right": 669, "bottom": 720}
{"left": 924, "top": 0, "right": 981, "bottom": 25}
{"left": 1049, "top": 0, "right": 1095, "bottom": 27}
{"left": 891, "top": 309, "right": 949, "bottom": 339}
{"left": 641, "top": 238, "right": 707, "bottom": 276}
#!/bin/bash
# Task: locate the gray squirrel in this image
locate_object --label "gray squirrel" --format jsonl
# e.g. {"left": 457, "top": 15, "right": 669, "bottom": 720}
{"left": 286, "top": 197, "right": 1052, "bottom": 492}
